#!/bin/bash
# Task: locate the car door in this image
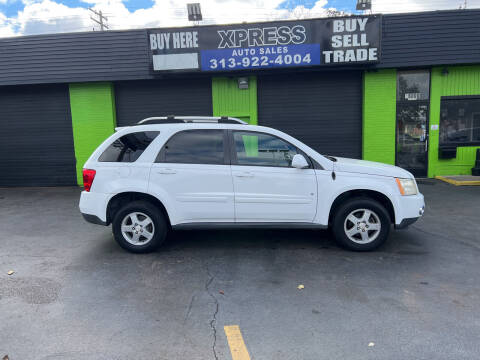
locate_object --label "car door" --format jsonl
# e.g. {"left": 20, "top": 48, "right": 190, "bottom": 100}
{"left": 149, "top": 129, "right": 234, "bottom": 224}
{"left": 230, "top": 130, "right": 318, "bottom": 222}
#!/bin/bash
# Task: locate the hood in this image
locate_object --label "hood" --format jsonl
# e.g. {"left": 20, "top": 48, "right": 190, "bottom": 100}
{"left": 332, "top": 157, "right": 414, "bottom": 179}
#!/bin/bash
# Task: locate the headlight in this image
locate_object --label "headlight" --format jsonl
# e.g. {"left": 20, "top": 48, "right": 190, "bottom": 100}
{"left": 395, "top": 178, "right": 418, "bottom": 196}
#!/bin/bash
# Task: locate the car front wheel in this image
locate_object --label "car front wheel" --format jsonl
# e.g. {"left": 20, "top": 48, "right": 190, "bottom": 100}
{"left": 112, "top": 200, "right": 168, "bottom": 253}
{"left": 332, "top": 197, "right": 391, "bottom": 251}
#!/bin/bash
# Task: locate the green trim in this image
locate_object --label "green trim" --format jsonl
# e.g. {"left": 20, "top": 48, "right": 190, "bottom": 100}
{"left": 428, "top": 65, "right": 480, "bottom": 177}
{"left": 69, "top": 82, "right": 116, "bottom": 185}
{"left": 362, "top": 69, "right": 397, "bottom": 165}
{"left": 212, "top": 76, "right": 258, "bottom": 125}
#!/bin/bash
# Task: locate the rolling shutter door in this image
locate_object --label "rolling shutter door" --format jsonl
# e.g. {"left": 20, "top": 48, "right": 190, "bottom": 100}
{"left": 115, "top": 78, "right": 213, "bottom": 126}
{"left": 258, "top": 71, "right": 362, "bottom": 159}
{"left": 0, "top": 84, "right": 76, "bottom": 186}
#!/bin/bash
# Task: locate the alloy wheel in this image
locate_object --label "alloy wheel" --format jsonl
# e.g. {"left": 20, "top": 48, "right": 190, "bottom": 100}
{"left": 343, "top": 208, "right": 381, "bottom": 244}
{"left": 121, "top": 212, "right": 155, "bottom": 245}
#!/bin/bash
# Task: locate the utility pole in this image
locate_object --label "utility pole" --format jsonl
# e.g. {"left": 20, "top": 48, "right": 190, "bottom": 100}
{"left": 89, "top": 8, "right": 109, "bottom": 31}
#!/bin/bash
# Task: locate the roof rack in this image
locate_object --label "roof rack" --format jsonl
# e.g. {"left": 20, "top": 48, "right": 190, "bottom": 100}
{"left": 136, "top": 116, "right": 248, "bottom": 125}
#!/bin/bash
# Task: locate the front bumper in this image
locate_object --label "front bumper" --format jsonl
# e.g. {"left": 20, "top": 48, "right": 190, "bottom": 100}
{"left": 82, "top": 213, "right": 107, "bottom": 226}
{"left": 395, "top": 217, "right": 420, "bottom": 229}
{"left": 395, "top": 193, "right": 425, "bottom": 227}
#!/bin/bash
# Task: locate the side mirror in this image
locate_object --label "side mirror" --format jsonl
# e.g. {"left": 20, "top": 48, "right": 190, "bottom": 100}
{"left": 291, "top": 154, "right": 310, "bottom": 169}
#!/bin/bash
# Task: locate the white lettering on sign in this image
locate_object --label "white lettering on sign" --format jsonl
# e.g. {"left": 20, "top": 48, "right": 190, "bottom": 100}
{"left": 150, "top": 31, "right": 199, "bottom": 50}
{"left": 323, "top": 48, "right": 375, "bottom": 63}
{"left": 150, "top": 33, "right": 171, "bottom": 50}
{"left": 173, "top": 33, "right": 180, "bottom": 49}
{"left": 324, "top": 17, "right": 378, "bottom": 64}
{"left": 405, "top": 93, "right": 420, "bottom": 101}
{"left": 333, "top": 18, "right": 369, "bottom": 33}
{"left": 217, "top": 25, "right": 306, "bottom": 48}
{"left": 331, "top": 34, "right": 369, "bottom": 48}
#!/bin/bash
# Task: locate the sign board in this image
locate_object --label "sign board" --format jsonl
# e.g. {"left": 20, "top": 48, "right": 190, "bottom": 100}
{"left": 147, "top": 15, "right": 381, "bottom": 73}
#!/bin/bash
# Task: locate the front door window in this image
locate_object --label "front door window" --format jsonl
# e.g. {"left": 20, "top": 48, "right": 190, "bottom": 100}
{"left": 232, "top": 131, "right": 300, "bottom": 167}
{"left": 396, "top": 70, "right": 430, "bottom": 177}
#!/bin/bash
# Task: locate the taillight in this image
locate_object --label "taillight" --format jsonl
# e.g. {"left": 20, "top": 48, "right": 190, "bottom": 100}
{"left": 83, "top": 169, "right": 96, "bottom": 192}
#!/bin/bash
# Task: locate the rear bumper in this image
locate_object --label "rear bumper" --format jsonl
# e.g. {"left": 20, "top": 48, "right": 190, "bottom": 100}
{"left": 79, "top": 191, "right": 110, "bottom": 223}
{"left": 82, "top": 213, "right": 107, "bottom": 226}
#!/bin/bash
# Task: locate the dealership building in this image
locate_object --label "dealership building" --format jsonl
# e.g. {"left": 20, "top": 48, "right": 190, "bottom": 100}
{"left": 0, "top": 9, "right": 479, "bottom": 186}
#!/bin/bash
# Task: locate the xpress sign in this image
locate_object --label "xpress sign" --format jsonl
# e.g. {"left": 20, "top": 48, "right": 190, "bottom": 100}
{"left": 148, "top": 15, "right": 381, "bottom": 72}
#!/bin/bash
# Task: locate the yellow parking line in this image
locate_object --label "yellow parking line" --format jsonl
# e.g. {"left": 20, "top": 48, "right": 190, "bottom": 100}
{"left": 224, "top": 325, "right": 251, "bottom": 360}
{"left": 436, "top": 176, "right": 480, "bottom": 186}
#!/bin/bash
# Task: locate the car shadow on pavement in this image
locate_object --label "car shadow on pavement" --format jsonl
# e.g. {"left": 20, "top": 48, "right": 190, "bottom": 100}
{"left": 89, "top": 225, "right": 430, "bottom": 260}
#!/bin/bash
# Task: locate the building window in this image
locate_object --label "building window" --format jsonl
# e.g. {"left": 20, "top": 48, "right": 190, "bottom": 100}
{"left": 397, "top": 70, "right": 430, "bottom": 102}
{"left": 440, "top": 97, "right": 480, "bottom": 146}
{"left": 99, "top": 131, "right": 159, "bottom": 162}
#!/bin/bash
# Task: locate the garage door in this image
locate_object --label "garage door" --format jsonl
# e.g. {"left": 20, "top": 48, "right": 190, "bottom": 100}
{"left": 0, "top": 84, "right": 76, "bottom": 187}
{"left": 115, "top": 78, "right": 213, "bottom": 127}
{"left": 258, "top": 71, "right": 362, "bottom": 159}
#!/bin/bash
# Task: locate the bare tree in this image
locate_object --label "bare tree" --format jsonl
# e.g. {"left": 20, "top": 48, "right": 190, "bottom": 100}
{"left": 292, "top": 6, "right": 310, "bottom": 19}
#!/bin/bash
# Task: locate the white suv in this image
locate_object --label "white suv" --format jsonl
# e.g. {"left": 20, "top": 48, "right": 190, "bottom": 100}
{"left": 79, "top": 116, "right": 425, "bottom": 253}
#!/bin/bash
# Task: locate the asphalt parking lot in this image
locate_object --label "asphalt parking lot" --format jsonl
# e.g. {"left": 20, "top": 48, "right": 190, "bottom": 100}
{"left": 1, "top": 180, "right": 479, "bottom": 360}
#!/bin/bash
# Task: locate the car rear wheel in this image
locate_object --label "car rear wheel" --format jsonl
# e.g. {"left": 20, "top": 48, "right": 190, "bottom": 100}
{"left": 112, "top": 200, "right": 168, "bottom": 253}
{"left": 332, "top": 197, "right": 391, "bottom": 251}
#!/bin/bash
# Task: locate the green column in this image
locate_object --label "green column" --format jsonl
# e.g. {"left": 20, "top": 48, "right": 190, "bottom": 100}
{"left": 212, "top": 77, "right": 258, "bottom": 125}
{"left": 69, "top": 82, "right": 116, "bottom": 185}
{"left": 362, "top": 69, "right": 397, "bottom": 165}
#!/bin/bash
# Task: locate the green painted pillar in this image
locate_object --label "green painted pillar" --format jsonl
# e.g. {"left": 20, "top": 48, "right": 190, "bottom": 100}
{"left": 69, "top": 82, "right": 116, "bottom": 185}
{"left": 428, "top": 68, "right": 443, "bottom": 178}
{"left": 363, "top": 69, "right": 397, "bottom": 165}
{"left": 212, "top": 77, "right": 258, "bottom": 125}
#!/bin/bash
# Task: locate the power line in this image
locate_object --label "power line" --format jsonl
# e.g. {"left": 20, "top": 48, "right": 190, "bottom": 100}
{"left": 3, "top": 0, "right": 479, "bottom": 37}
{"left": 89, "top": 8, "right": 109, "bottom": 31}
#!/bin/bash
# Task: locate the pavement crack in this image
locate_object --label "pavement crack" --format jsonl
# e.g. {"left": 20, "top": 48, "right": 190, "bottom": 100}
{"left": 205, "top": 263, "right": 219, "bottom": 360}
{"left": 183, "top": 294, "right": 196, "bottom": 325}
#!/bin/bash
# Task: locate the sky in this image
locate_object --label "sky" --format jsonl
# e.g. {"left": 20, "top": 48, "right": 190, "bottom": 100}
{"left": 0, "top": 0, "right": 479, "bottom": 38}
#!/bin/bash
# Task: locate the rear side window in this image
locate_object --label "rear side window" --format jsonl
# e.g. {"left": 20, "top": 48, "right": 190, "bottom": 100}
{"left": 99, "top": 131, "right": 159, "bottom": 162}
{"left": 156, "top": 130, "right": 225, "bottom": 165}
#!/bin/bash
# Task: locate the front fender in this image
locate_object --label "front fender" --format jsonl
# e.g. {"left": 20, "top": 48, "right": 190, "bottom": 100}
{"left": 315, "top": 172, "right": 400, "bottom": 225}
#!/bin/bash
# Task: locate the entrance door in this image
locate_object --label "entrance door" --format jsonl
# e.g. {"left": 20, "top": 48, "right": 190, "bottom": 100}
{"left": 396, "top": 70, "right": 430, "bottom": 177}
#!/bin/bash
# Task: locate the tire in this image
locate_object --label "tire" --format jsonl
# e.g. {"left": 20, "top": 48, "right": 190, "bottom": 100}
{"left": 112, "top": 200, "right": 168, "bottom": 253}
{"left": 332, "top": 197, "right": 391, "bottom": 251}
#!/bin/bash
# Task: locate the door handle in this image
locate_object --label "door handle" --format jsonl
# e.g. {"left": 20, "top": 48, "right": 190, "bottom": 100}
{"left": 157, "top": 169, "right": 177, "bottom": 175}
{"left": 235, "top": 172, "right": 254, "bottom": 178}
